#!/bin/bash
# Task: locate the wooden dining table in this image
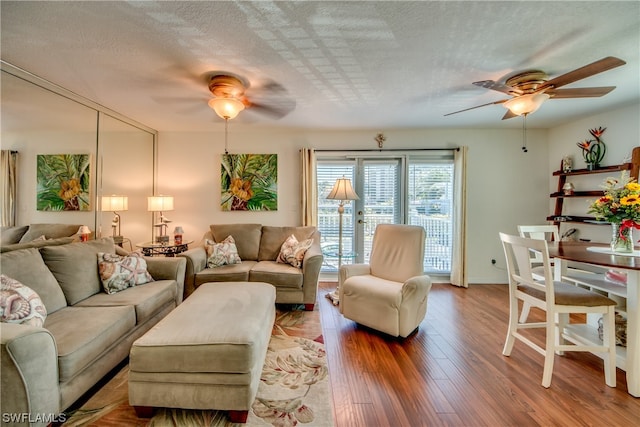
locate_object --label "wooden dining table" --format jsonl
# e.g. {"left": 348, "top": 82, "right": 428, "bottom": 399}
{"left": 548, "top": 240, "right": 639, "bottom": 397}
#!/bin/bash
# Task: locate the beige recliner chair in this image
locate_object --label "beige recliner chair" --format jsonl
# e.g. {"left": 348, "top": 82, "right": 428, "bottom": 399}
{"left": 338, "top": 224, "right": 432, "bottom": 338}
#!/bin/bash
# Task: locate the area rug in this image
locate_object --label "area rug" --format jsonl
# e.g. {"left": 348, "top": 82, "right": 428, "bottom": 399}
{"left": 63, "top": 305, "right": 334, "bottom": 427}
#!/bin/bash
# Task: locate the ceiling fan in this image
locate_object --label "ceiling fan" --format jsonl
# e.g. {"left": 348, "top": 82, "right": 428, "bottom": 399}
{"left": 445, "top": 56, "right": 626, "bottom": 120}
{"left": 207, "top": 73, "right": 295, "bottom": 121}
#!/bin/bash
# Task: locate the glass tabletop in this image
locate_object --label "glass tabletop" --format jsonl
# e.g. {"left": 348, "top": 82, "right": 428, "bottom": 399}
{"left": 323, "top": 251, "right": 358, "bottom": 259}
{"left": 136, "top": 240, "right": 193, "bottom": 249}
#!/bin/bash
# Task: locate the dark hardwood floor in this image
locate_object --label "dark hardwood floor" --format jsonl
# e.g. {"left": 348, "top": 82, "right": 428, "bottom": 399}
{"left": 318, "top": 282, "right": 640, "bottom": 427}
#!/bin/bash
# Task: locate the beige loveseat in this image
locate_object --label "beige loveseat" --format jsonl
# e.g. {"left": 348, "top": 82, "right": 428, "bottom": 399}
{"left": 0, "top": 237, "right": 186, "bottom": 426}
{"left": 179, "top": 224, "right": 322, "bottom": 310}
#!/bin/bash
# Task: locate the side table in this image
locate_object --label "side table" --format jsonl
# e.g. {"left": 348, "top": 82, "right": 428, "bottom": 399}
{"left": 136, "top": 241, "right": 193, "bottom": 257}
{"left": 322, "top": 250, "right": 357, "bottom": 306}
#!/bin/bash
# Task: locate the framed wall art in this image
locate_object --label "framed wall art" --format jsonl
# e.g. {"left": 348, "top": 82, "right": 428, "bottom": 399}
{"left": 221, "top": 153, "right": 277, "bottom": 211}
{"left": 36, "top": 154, "right": 91, "bottom": 211}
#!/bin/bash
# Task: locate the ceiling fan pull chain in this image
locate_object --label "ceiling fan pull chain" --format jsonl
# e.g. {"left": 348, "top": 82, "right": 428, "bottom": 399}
{"left": 224, "top": 117, "right": 229, "bottom": 154}
{"left": 522, "top": 113, "right": 528, "bottom": 153}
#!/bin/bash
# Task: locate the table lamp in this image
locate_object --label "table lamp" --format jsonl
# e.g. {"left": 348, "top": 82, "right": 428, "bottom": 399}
{"left": 325, "top": 176, "right": 359, "bottom": 305}
{"left": 77, "top": 225, "right": 91, "bottom": 242}
{"left": 101, "top": 195, "right": 128, "bottom": 244}
{"left": 148, "top": 195, "right": 174, "bottom": 243}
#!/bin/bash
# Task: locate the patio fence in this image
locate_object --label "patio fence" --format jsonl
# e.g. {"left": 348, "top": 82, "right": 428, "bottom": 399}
{"left": 318, "top": 211, "right": 452, "bottom": 273}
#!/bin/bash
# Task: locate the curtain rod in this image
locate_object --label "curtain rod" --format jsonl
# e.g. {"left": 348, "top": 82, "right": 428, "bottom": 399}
{"left": 314, "top": 147, "right": 459, "bottom": 152}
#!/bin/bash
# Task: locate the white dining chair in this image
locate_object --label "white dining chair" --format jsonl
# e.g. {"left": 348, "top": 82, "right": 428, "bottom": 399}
{"left": 517, "top": 224, "right": 560, "bottom": 279}
{"left": 517, "top": 225, "right": 562, "bottom": 322}
{"left": 518, "top": 224, "right": 604, "bottom": 323}
{"left": 499, "top": 232, "right": 617, "bottom": 388}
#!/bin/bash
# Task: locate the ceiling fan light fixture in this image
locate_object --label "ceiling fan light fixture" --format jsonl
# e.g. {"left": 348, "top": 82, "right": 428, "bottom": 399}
{"left": 208, "top": 97, "right": 245, "bottom": 120}
{"left": 503, "top": 93, "right": 550, "bottom": 116}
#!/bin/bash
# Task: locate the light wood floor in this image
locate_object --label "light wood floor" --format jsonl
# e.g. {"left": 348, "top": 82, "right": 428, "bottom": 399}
{"left": 318, "top": 282, "right": 640, "bottom": 427}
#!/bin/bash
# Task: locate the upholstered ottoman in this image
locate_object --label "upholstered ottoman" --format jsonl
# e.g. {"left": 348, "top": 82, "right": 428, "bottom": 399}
{"left": 128, "top": 281, "right": 276, "bottom": 423}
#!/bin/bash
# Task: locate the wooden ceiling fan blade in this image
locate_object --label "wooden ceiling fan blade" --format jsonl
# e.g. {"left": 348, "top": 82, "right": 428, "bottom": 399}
{"left": 548, "top": 87, "right": 616, "bottom": 98}
{"left": 444, "top": 99, "right": 507, "bottom": 116}
{"left": 539, "top": 56, "right": 626, "bottom": 90}
{"left": 473, "top": 80, "right": 520, "bottom": 95}
{"left": 501, "top": 110, "right": 518, "bottom": 120}
{"left": 248, "top": 101, "right": 295, "bottom": 119}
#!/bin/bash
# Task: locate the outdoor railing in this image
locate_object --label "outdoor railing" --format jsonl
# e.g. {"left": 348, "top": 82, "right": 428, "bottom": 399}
{"left": 318, "top": 212, "right": 452, "bottom": 273}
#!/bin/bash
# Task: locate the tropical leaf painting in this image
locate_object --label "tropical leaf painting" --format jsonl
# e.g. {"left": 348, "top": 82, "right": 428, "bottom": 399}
{"left": 221, "top": 154, "right": 277, "bottom": 211}
{"left": 37, "top": 154, "right": 91, "bottom": 211}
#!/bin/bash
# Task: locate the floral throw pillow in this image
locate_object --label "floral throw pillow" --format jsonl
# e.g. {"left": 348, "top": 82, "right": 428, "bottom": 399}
{"left": 0, "top": 274, "right": 47, "bottom": 327}
{"left": 277, "top": 234, "right": 313, "bottom": 268}
{"left": 205, "top": 235, "right": 242, "bottom": 268}
{"left": 98, "top": 252, "right": 154, "bottom": 294}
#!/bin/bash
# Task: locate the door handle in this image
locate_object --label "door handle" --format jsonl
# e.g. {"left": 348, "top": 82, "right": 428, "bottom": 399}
{"left": 358, "top": 219, "right": 367, "bottom": 224}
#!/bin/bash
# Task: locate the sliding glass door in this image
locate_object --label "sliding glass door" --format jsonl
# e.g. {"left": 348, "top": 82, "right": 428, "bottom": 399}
{"left": 317, "top": 151, "right": 454, "bottom": 274}
{"left": 358, "top": 159, "right": 402, "bottom": 263}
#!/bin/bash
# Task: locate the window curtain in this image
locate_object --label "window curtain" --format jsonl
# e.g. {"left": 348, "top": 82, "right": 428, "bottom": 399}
{"left": 1, "top": 150, "right": 18, "bottom": 227}
{"left": 300, "top": 148, "right": 317, "bottom": 226}
{"left": 450, "top": 146, "right": 468, "bottom": 287}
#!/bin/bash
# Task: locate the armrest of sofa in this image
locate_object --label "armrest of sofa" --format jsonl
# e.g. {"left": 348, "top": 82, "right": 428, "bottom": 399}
{"left": 339, "top": 263, "right": 372, "bottom": 284}
{"left": 402, "top": 275, "right": 432, "bottom": 301}
{"left": 337, "top": 264, "right": 372, "bottom": 308}
{"left": 144, "top": 257, "right": 187, "bottom": 304}
{"left": 177, "top": 247, "right": 207, "bottom": 298}
{"left": 1, "top": 323, "right": 60, "bottom": 424}
{"left": 301, "top": 237, "right": 323, "bottom": 307}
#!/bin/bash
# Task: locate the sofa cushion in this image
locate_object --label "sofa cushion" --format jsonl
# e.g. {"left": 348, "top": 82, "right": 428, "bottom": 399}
{"left": 98, "top": 252, "right": 153, "bottom": 294}
{"left": 250, "top": 261, "right": 304, "bottom": 289}
{"left": 1, "top": 274, "right": 47, "bottom": 327}
{"left": 1, "top": 225, "right": 29, "bottom": 244}
{"left": 194, "top": 261, "right": 256, "bottom": 287}
{"left": 0, "top": 248, "right": 68, "bottom": 314}
{"left": 19, "top": 223, "right": 81, "bottom": 243}
{"left": 0, "top": 236, "right": 75, "bottom": 253}
{"left": 258, "top": 226, "right": 317, "bottom": 261}
{"left": 277, "top": 234, "right": 313, "bottom": 268}
{"left": 44, "top": 305, "right": 135, "bottom": 383}
{"left": 210, "top": 224, "right": 262, "bottom": 261}
{"left": 40, "top": 237, "right": 116, "bottom": 305}
{"left": 205, "top": 235, "right": 242, "bottom": 268}
{"left": 75, "top": 280, "right": 176, "bottom": 325}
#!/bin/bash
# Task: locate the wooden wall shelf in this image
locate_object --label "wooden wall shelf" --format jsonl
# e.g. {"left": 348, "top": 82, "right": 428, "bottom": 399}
{"left": 550, "top": 146, "right": 640, "bottom": 227}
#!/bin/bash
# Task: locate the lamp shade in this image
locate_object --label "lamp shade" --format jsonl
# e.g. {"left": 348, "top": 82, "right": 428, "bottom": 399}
{"left": 101, "top": 195, "right": 128, "bottom": 212}
{"left": 503, "top": 93, "right": 550, "bottom": 116}
{"left": 326, "top": 177, "right": 359, "bottom": 201}
{"left": 208, "top": 97, "right": 245, "bottom": 120}
{"left": 147, "top": 195, "right": 174, "bottom": 212}
{"left": 77, "top": 225, "right": 91, "bottom": 235}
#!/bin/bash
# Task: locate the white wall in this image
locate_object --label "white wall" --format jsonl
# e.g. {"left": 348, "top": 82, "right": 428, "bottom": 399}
{"left": 548, "top": 103, "right": 640, "bottom": 244}
{"left": 4, "top": 130, "right": 97, "bottom": 229}
{"left": 158, "top": 126, "right": 549, "bottom": 284}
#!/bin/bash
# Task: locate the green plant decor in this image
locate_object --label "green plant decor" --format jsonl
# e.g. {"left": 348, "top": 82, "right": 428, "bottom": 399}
{"left": 36, "top": 154, "right": 91, "bottom": 211}
{"left": 221, "top": 154, "right": 277, "bottom": 211}
{"left": 576, "top": 126, "right": 606, "bottom": 168}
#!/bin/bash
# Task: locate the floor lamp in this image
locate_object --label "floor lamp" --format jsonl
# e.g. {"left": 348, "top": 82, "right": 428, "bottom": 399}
{"left": 325, "top": 177, "right": 359, "bottom": 305}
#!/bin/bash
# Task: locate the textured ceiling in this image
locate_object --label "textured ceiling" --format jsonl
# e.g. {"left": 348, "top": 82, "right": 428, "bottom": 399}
{"left": 1, "top": 1, "right": 639, "bottom": 132}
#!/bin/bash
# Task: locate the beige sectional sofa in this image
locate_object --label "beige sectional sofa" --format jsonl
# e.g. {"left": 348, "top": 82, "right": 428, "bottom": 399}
{"left": 0, "top": 237, "right": 186, "bottom": 426}
{"left": 179, "top": 224, "right": 323, "bottom": 310}
{"left": 0, "top": 223, "right": 82, "bottom": 253}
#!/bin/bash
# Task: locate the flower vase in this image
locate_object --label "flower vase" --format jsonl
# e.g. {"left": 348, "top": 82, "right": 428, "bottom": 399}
{"left": 587, "top": 163, "right": 599, "bottom": 171}
{"left": 611, "top": 223, "right": 634, "bottom": 253}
